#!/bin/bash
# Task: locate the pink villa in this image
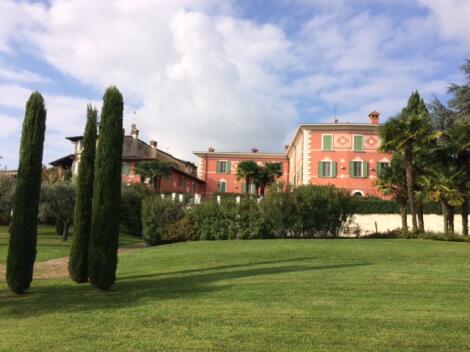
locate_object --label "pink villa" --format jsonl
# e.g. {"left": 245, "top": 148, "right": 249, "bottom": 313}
{"left": 51, "top": 111, "right": 390, "bottom": 199}
{"left": 194, "top": 112, "right": 391, "bottom": 198}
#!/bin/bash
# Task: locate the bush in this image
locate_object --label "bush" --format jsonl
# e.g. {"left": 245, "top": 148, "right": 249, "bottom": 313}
{"left": 0, "top": 175, "right": 15, "bottom": 225}
{"left": 187, "top": 197, "right": 266, "bottom": 240}
{"left": 260, "top": 191, "right": 299, "bottom": 238}
{"left": 141, "top": 196, "right": 184, "bottom": 245}
{"left": 120, "top": 184, "right": 152, "bottom": 237}
{"left": 293, "top": 185, "right": 355, "bottom": 237}
{"left": 165, "top": 217, "right": 196, "bottom": 242}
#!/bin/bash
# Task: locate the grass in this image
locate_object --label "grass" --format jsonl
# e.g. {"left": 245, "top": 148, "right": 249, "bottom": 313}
{"left": 1, "top": 231, "right": 470, "bottom": 351}
{"left": 0, "top": 226, "right": 143, "bottom": 264}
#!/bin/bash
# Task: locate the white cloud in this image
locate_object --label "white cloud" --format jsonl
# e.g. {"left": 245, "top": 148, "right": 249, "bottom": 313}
{"left": 1, "top": 0, "right": 469, "bottom": 168}
{"left": 420, "top": 0, "right": 470, "bottom": 47}
{"left": 0, "top": 66, "right": 49, "bottom": 84}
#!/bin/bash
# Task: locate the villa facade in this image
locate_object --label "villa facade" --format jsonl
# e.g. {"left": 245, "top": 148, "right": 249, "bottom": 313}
{"left": 50, "top": 111, "right": 391, "bottom": 198}
{"left": 194, "top": 112, "right": 391, "bottom": 198}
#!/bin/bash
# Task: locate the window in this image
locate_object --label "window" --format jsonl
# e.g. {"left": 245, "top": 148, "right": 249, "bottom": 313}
{"left": 178, "top": 176, "right": 186, "bottom": 188}
{"left": 191, "top": 181, "right": 196, "bottom": 192}
{"left": 318, "top": 161, "right": 337, "bottom": 178}
{"left": 242, "top": 183, "right": 256, "bottom": 194}
{"left": 353, "top": 135, "right": 364, "bottom": 152}
{"left": 322, "top": 134, "right": 333, "bottom": 151}
{"left": 121, "top": 162, "right": 130, "bottom": 176}
{"left": 350, "top": 161, "right": 369, "bottom": 178}
{"left": 216, "top": 160, "right": 231, "bottom": 174}
{"left": 163, "top": 174, "right": 171, "bottom": 182}
{"left": 377, "top": 162, "right": 390, "bottom": 176}
{"left": 217, "top": 181, "right": 227, "bottom": 193}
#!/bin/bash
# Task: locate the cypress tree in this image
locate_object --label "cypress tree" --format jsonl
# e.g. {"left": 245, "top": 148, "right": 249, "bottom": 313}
{"left": 68, "top": 105, "right": 97, "bottom": 283}
{"left": 6, "top": 92, "right": 46, "bottom": 294}
{"left": 88, "top": 87, "right": 124, "bottom": 290}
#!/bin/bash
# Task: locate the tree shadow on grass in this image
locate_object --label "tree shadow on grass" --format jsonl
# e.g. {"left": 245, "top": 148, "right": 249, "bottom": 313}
{"left": 0, "top": 261, "right": 370, "bottom": 319}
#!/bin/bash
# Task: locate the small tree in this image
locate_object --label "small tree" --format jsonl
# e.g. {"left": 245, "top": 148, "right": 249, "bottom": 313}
{"left": 40, "top": 183, "right": 76, "bottom": 240}
{"left": 89, "top": 87, "right": 124, "bottom": 290}
{"left": 69, "top": 106, "right": 97, "bottom": 283}
{"left": 134, "top": 160, "right": 173, "bottom": 193}
{"left": 255, "top": 162, "right": 283, "bottom": 196}
{"left": 6, "top": 92, "right": 47, "bottom": 294}
{"left": 236, "top": 160, "right": 259, "bottom": 195}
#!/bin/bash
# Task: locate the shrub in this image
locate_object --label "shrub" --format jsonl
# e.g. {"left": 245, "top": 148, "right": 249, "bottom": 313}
{"left": 141, "top": 196, "right": 184, "bottom": 245}
{"left": 0, "top": 175, "right": 15, "bottom": 225}
{"left": 260, "top": 191, "right": 299, "bottom": 238}
{"left": 293, "top": 185, "right": 355, "bottom": 237}
{"left": 235, "top": 197, "right": 265, "bottom": 239}
{"left": 165, "top": 217, "right": 196, "bottom": 242}
{"left": 120, "top": 184, "right": 152, "bottom": 237}
{"left": 188, "top": 199, "right": 236, "bottom": 240}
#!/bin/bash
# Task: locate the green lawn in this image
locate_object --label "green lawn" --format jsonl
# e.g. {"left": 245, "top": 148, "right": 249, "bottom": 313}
{"left": 1, "top": 235, "right": 470, "bottom": 351}
{"left": 0, "top": 226, "right": 143, "bottom": 263}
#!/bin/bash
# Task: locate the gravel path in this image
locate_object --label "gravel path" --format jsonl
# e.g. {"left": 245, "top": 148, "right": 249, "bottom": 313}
{"left": 0, "top": 243, "right": 146, "bottom": 281}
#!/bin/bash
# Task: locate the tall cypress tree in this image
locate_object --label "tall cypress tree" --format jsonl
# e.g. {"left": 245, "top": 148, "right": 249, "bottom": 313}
{"left": 6, "top": 92, "right": 46, "bottom": 294}
{"left": 88, "top": 87, "right": 124, "bottom": 290}
{"left": 68, "top": 105, "right": 97, "bottom": 283}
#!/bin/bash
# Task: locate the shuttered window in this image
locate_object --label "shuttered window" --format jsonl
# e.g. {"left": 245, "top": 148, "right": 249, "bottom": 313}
{"left": 216, "top": 160, "right": 231, "bottom": 174}
{"left": 322, "top": 135, "right": 333, "bottom": 151}
{"left": 353, "top": 135, "right": 364, "bottom": 151}
{"left": 350, "top": 161, "right": 368, "bottom": 178}
{"left": 318, "top": 161, "right": 337, "bottom": 178}
{"left": 218, "top": 181, "right": 227, "bottom": 193}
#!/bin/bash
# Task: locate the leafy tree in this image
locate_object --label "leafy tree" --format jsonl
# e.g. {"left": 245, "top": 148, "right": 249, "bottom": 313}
{"left": 375, "top": 154, "right": 409, "bottom": 231}
{"left": 0, "top": 175, "right": 15, "bottom": 225}
{"left": 448, "top": 59, "right": 470, "bottom": 123}
{"left": 40, "top": 183, "right": 76, "bottom": 240}
{"left": 380, "top": 91, "right": 433, "bottom": 232}
{"left": 236, "top": 160, "right": 259, "bottom": 195}
{"left": 255, "top": 162, "right": 283, "bottom": 196}
{"left": 89, "top": 87, "right": 124, "bottom": 290}
{"left": 6, "top": 92, "right": 46, "bottom": 294}
{"left": 134, "top": 160, "right": 173, "bottom": 193}
{"left": 69, "top": 106, "right": 97, "bottom": 283}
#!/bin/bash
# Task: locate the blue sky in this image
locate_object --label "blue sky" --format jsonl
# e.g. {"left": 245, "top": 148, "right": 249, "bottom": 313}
{"left": 0, "top": 0, "right": 469, "bottom": 169}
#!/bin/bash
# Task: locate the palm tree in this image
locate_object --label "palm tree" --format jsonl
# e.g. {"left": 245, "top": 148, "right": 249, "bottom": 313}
{"left": 418, "top": 167, "right": 464, "bottom": 235}
{"left": 255, "top": 162, "right": 283, "bottom": 196}
{"left": 236, "top": 160, "right": 260, "bottom": 195}
{"left": 375, "top": 154, "right": 409, "bottom": 231}
{"left": 380, "top": 91, "right": 433, "bottom": 232}
{"left": 134, "top": 160, "right": 174, "bottom": 193}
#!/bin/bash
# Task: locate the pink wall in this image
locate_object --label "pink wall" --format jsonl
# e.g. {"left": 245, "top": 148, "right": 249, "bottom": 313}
{"left": 200, "top": 155, "right": 289, "bottom": 197}
{"left": 309, "top": 130, "right": 391, "bottom": 197}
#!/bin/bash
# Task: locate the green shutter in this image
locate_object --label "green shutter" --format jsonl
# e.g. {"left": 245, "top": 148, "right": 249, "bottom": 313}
{"left": 349, "top": 161, "right": 354, "bottom": 177}
{"left": 354, "top": 136, "right": 363, "bottom": 151}
{"left": 363, "top": 161, "right": 369, "bottom": 177}
{"left": 216, "top": 161, "right": 221, "bottom": 173}
{"left": 242, "top": 183, "right": 247, "bottom": 193}
{"left": 323, "top": 135, "right": 332, "bottom": 151}
{"left": 226, "top": 161, "right": 231, "bottom": 174}
{"left": 376, "top": 162, "right": 381, "bottom": 176}
{"left": 332, "top": 162, "right": 337, "bottom": 178}
{"left": 318, "top": 161, "right": 323, "bottom": 177}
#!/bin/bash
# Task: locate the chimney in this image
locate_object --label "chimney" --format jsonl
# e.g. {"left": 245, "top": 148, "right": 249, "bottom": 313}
{"left": 149, "top": 140, "right": 157, "bottom": 158}
{"left": 131, "top": 124, "right": 139, "bottom": 139}
{"left": 208, "top": 147, "right": 215, "bottom": 152}
{"left": 251, "top": 147, "right": 259, "bottom": 153}
{"left": 284, "top": 144, "right": 289, "bottom": 152}
{"left": 368, "top": 111, "right": 380, "bottom": 125}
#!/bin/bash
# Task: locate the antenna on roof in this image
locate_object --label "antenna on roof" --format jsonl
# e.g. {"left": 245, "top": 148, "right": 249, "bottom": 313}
{"left": 132, "top": 111, "right": 137, "bottom": 124}
{"left": 334, "top": 105, "right": 339, "bottom": 123}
